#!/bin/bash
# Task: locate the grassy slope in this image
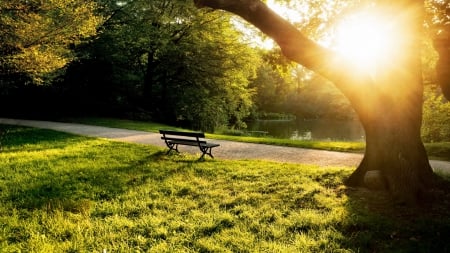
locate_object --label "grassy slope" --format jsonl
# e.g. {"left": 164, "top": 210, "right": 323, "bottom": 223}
{"left": 1, "top": 125, "right": 450, "bottom": 252}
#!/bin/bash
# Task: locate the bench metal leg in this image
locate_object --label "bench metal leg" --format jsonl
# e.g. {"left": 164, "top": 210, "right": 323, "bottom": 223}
{"left": 166, "top": 143, "right": 179, "bottom": 154}
{"left": 164, "top": 141, "right": 217, "bottom": 160}
{"left": 199, "top": 147, "right": 214, "bottom": 160}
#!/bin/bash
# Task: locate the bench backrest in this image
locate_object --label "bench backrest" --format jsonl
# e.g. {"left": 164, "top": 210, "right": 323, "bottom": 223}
{"left": 159, "top": 130, "right": 205, "bottom": 139}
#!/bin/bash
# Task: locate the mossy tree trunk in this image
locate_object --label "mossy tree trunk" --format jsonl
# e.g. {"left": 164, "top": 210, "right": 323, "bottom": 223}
{"left": 194, "top": 0, "right": 436, "bottom": 203}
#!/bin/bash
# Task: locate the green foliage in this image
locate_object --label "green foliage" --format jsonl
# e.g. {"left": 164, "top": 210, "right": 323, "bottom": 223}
{"left": 65, "top": 0, "right": 258, "bottom": 131}
{"left": 249, "top": 50, "right": 303, "bottom": 118}
{"left": 251, "top": 62, "right": 293, "bottom": 113}
{"left": 294, "top": 75, "right": 355, "bottom": 120}
{"left": 251, "top": 112, "right": 296, "bottom": 120}
{"left": 0, "top": 0, "right": 102, "bottom": 84}
{"left": 422, "top": 87, "right": 450, "bottom": 142}
{"left": 1, "top": 125, "right": 450, "bottom": 252}
{"left": 249, "top": 48, "right": 355, "bottom": 120}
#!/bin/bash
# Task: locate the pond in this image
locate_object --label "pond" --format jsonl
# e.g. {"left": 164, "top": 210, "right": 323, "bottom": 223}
{"left": 246, "top": 119, "right": 365, "bottom": 141}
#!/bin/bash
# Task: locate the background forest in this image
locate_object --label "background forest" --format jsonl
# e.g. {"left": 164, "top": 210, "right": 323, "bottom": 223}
{"left": 0, "top": 0, "right": 449, "bottom": 141}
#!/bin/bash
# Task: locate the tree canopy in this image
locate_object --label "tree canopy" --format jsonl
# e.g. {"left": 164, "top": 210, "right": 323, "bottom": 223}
{"left": 0, "top": 0, "right": 102, "bottom": 84}
{"left": 58, "top": 0, "right": 260, "bottom": 131}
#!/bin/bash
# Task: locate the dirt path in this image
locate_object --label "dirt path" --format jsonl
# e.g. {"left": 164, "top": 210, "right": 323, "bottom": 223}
{"left": 1, "top": 118, "right": 449, "bottom": 173}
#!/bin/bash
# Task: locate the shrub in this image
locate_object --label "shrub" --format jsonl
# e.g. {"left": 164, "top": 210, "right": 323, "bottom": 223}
{"left": 422, "top": 89, "right": 450, "bottom": 142}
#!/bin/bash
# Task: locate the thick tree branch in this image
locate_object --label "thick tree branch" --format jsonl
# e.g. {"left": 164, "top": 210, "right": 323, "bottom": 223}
{"left": 194, "top": 0, "right": 375, "bottom": 120}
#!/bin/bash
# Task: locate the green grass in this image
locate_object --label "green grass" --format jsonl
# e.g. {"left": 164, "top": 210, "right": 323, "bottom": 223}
{"left": 1, "top": 124, "right": 450, "bottom": 252}
{"left": 207, "top": 134, "right": 366, "bottom": 152}
{"left": 425, "top": 142, "right": 450, "bottom": 161}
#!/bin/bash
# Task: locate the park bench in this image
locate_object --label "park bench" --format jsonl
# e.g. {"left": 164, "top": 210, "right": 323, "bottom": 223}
{"left": 159, "top": 130, "right": 220, "bottom": 159}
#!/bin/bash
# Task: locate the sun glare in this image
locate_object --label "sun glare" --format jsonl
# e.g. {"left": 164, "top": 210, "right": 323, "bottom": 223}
{"left": 267, "top": 0, "right": 304, "bottom": 23}
{"left": 236, "top": 2, "right": 402, "bottom": 72}
{"left": 234, "top": 0, "right": 304, "bottom": 50}
{"left": 334, "top": 11, "right": 400, "bottom": 74}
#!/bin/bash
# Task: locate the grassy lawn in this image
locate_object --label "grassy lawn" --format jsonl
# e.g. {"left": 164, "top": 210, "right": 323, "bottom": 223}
{"left": 62, "top": 117, "right": 450, "bottom": 160}
{"left": 1, "top": 125, "right": 450, "bottom": 252}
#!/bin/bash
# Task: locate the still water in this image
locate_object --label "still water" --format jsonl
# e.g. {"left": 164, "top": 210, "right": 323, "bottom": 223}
{"left": 246, "top": 119, "right": 365, "bottom": 141}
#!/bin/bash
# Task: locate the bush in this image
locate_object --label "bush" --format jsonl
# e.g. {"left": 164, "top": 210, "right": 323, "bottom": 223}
{"left": 252, "top": 112, "right": 296, "bottom": 120}
{"left": 422, "top": 89, "right": 450, "bottom": 142}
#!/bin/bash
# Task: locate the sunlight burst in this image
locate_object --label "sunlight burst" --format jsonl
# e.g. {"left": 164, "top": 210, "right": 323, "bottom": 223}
{"left": 334, "top": 11, "right": 400, "bottom": 74}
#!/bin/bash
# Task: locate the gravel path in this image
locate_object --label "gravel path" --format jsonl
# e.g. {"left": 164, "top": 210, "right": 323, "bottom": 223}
{"left": 1, "top": 118, "right": 449, "bottom": 173}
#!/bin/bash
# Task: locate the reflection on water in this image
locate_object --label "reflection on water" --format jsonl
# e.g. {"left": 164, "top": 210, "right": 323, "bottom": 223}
{"left": 291, "top": 130, "right": 312, "bottom": 141}
{"left": 246, "top": 119, "right": 365, "bottom": 141}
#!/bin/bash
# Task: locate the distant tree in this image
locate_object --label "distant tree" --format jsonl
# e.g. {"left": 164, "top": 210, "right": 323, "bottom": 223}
{"left": 76, "top": 0, "right": 258, "bottom": 131}
{"left": 0, "top": 0, "right": 102, "bottom": 84}
{"left": 194, "top": 0, "right": 442, "bottom": 203}
{"left": 295, "top": 75, "right": 355, "bottom": 119}
{"left": 429, "top": 0, "right": 450, "bottom": 99}
{"left": 251, "top": 62, "right": 291, "bottom": 114}
{"left": 249, "top": 49, "right": 298, "bottom": 116}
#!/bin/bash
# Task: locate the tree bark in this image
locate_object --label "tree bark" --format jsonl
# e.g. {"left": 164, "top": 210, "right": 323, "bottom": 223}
{"left": 434, "top": 25, "right": 450, "bottom": 100}
{"left": 194, "top": 0, "right": 437, "bottom": 203}
{"left": 346, "top": 99, "right": 435, "bottom": 203}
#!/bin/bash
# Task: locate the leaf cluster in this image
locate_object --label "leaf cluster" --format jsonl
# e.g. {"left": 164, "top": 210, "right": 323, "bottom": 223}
{"left": 0, "top": 0, "right": 102, "bottom": 83}
{"left": 82, "top": 0, "right": 260, "bottom": 131}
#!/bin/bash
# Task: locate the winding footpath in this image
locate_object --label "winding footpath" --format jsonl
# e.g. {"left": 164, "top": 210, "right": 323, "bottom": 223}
{"left": 1, "top": 118, "right": 449, "bottom": 174}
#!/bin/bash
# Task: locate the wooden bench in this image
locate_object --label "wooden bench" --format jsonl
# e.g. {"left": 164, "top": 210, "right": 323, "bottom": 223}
{"left": 159, "top": 130, "right": 220, "bottom": 159}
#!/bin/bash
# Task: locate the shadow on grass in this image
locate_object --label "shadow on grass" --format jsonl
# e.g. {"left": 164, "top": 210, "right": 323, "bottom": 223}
{"left": 5, "top": 152, "right": 167, "bottom": 213}
{"left": 2, "top": 124, "right": 214, "bottom": 215}
{"left": 7, "top": 158, "right": 145, "bottom": 213}
{"left": 0, "top": 125, "right": 89, "bottom": 153}
{"left": 338, "top": 177, "right": 450, "bottom": 252}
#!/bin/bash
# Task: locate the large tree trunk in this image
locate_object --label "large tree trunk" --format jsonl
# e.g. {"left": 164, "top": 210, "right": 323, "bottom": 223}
{"left": 194, "top": 0, "right": 437, "bottom": 203}
{"left": 346, "top": 87, "right": 435, "bottom": 202}
{"left": 347, "top": 1, "right": 436, "bottom": 203}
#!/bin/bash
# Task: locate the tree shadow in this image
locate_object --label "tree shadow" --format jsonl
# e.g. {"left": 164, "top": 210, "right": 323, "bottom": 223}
{"left": 337, "top": 174, "right": 450, "bottom": 252}
{"left": 1, "top": 125, "right": 213, "bottom": 216}
{"left": 0, "top": 125, "right": 88, "bottom": 153}
{"left": 4, "top": 151, "right": 169, "bottom": 214}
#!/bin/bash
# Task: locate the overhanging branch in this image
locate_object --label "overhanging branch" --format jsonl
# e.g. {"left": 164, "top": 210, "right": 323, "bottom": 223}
{"left": 193, "top": 0, "right": 375, "bottom": 120}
